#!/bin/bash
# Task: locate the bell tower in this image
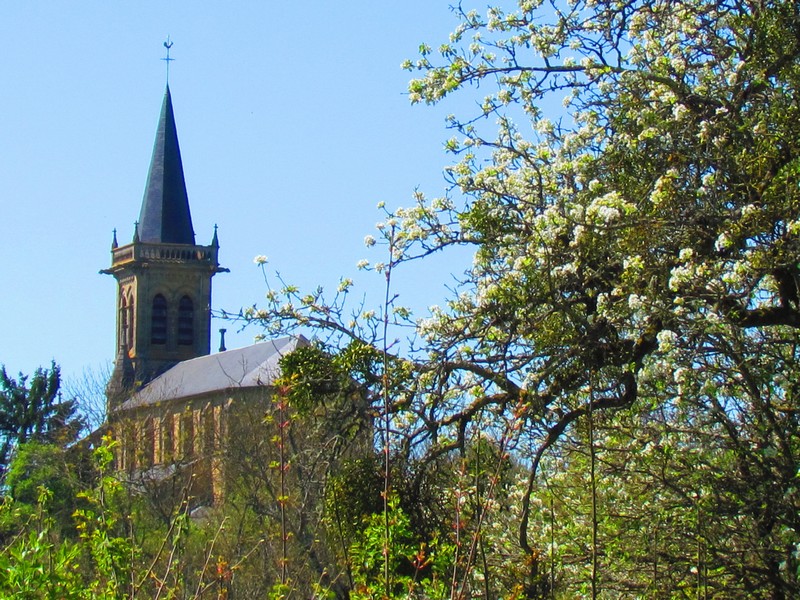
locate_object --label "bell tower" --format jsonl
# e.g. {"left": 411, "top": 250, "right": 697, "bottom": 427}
{"left": 104, "top": 86, "right": 227, "bottom": 409}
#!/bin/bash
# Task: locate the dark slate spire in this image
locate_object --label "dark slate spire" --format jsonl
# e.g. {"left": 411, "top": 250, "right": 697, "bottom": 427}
{"left": 138, "top": 85, "right": 195, "bottom": 244}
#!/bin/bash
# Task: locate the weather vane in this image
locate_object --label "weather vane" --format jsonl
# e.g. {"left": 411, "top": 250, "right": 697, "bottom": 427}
{"left": 162, "top": 37, "right": 174, "bottom": 83}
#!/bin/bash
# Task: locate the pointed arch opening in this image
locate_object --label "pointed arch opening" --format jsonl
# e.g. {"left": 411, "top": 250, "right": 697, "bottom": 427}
{"left": 178, "top": 295, "right": 194, "bottom": 346}
{"left": 120, "top": 296, "right": 128, "bottom": 348}
{"left": 151, "top": 294, "right": 168, "bottom": 345}
{"left": 126, "top": 293, "right": 135, "bottom": 349}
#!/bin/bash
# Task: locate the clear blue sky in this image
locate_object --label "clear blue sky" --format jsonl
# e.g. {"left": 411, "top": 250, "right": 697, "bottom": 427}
{"left": 0, "top": 2, "right": 484, "bottom": 386}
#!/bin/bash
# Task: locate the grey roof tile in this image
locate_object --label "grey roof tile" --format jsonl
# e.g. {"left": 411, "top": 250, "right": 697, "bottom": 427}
{"left": 118, "top": 336, "right": 308, "bottom": 411}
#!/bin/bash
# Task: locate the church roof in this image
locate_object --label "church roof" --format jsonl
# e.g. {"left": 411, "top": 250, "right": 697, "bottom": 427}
{"left": 118, "top": 336, "right": 309, "bottom": 411}
{"left": 138, "top": 85, "right": 195, "bottom": 244}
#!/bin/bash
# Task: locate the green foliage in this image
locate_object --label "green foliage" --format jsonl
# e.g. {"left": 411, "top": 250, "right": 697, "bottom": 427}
{"left": 0, "top": 363, "right": 82, "bottom": 475}
{"left": 4, "top": 442, "right": 84, "bottom": 533}
{"left": 278, "top": 344, "right": 345, "bottom": 414}
{"left": 348, "top": 496, "right": 452, "bottom": 600}
{"left": 71, "top": 438, "right": 133, "bottom": 598}
{"left": 0, "top": 494, "right": 87, "bottom": 600}
{"left": 0, "top": 438, "right": 134, "bottom": 599}
{"left": 6, "top": 443, "right": 72, "bottom": 505}
{"left": 278, "top": 340, "right": 386, "bottom": 416}
{"left": 325, "top": 456, "right": 384, "bottom": 540}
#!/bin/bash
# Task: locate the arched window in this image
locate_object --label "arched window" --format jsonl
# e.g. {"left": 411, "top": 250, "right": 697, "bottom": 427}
{"left": 151, "top": 294, "right": 168, "bottom": 345}
{"left": 126, "top": 294, "right": 135, "bottom": 349}
{"left": 120, "top": 296, "right": 128, "bottom": 346}
{"left": 178, "top": 296, "right": 194, "bottom": 346}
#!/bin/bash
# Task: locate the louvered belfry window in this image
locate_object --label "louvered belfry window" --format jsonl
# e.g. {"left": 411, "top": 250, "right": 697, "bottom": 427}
{"left": 178, "top": 296, "right": 194, "bottom": 346}
{"left": 151, "top": 294, "right": 168, "bottom": 345}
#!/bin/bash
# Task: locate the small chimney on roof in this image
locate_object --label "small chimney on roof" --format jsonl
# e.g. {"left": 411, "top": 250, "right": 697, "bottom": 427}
{"left": 218, "top": 328, "right": 227, "bottom": 352}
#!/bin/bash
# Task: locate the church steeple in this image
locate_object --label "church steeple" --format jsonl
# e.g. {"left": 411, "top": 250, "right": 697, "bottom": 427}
{"left": 103, "top": 86, "right": 226, "bottom": 410}
{"left": 138, "top": 86, "right": 195, "bottom": 244}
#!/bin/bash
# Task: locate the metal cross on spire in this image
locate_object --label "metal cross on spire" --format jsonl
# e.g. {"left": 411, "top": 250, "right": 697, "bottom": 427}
{"left": 162, "top": 37, "right": 174, "bottom": 83}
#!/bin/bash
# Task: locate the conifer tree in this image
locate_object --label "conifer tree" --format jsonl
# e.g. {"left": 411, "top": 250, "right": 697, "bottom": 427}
{"left": 0, "top": 362, "right": 82, "bottom": 475}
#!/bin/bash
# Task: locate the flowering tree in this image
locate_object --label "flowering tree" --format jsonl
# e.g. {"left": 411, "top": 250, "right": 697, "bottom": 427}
{"left": 244, "top": 0, "right": 800, "bottom": 595}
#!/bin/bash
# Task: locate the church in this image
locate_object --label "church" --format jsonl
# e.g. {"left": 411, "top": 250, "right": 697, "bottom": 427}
{"left": 100, "top": 86, "right": 347, "bottom": 507}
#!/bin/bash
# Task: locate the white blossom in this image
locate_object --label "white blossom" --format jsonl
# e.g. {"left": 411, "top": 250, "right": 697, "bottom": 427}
{"left": 672, "top": 103, "right": 689, "bottom": 121}
{"left": 628, "top": 294, "right": 644, "bottom": 310}
{"left": 715, "top": 232, "right": 733, "bottom": 251}
{"left": 657, "top": 329, "right": 678, "bottom": 353}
